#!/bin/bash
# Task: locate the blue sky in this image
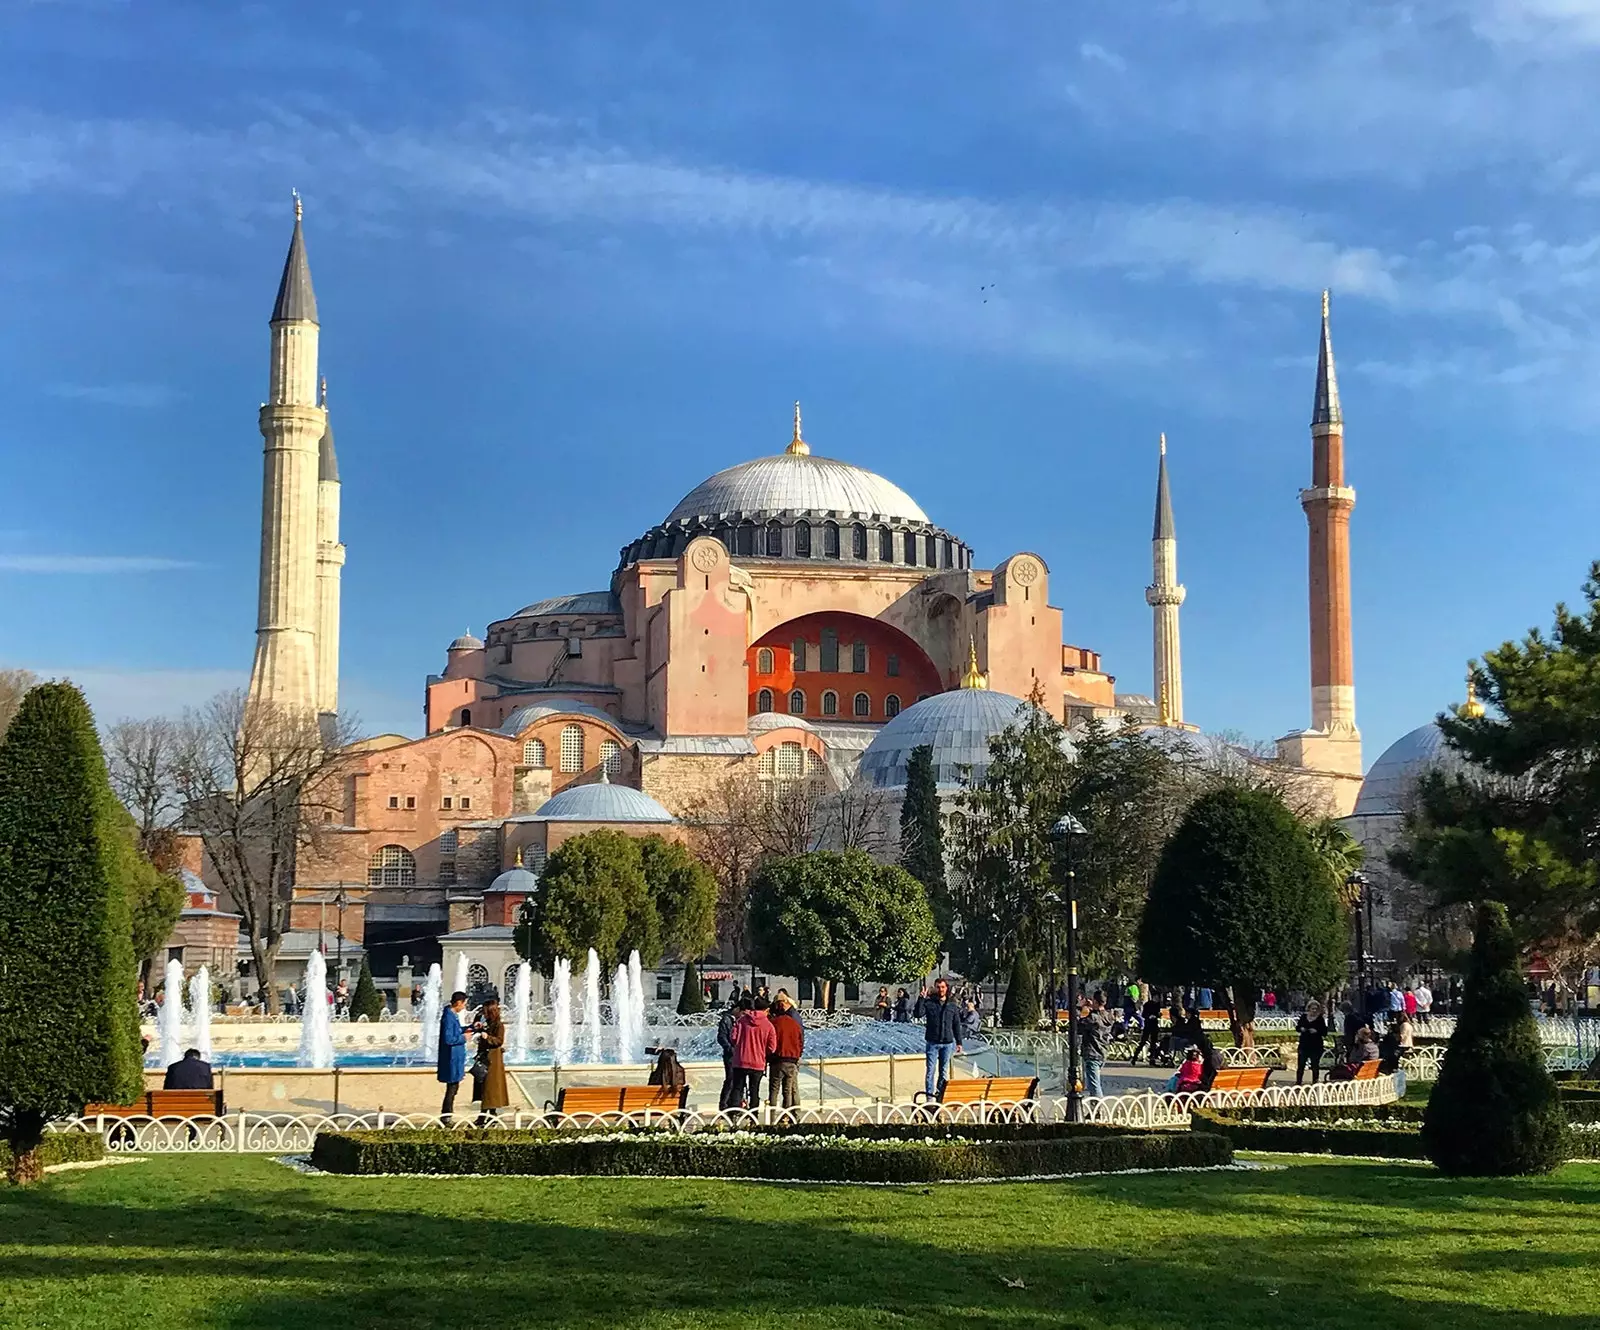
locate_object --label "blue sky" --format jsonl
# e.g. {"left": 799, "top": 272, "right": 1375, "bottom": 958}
{"left": 3, "top": 0, "right": 1598, "bottom": 765}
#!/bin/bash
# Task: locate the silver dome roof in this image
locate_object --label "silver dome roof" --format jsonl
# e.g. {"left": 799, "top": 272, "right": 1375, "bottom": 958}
{"left": 665, "top": 452, "right": 930, "bottom": 525}
{"left": 487, "top": 866, "right": 538, "bottom": 894}
{"left": 1352, "top": 722, "right": 1464, "bottom": 817}
{"left": 528, "top": 781, "right": 676, "bottom": 824}
{"left": 858, "top": 688, "right": 1064, "bottom": 790}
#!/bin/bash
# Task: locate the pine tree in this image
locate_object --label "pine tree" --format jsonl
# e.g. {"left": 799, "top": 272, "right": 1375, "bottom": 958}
{"left": 0, "top": 683, "right": 141, "bottom": 1183}
{"left": 999, "top": 949, "right": 1041, "bottom": 1028}
{"left": 350, "top": 955, "right": 384, "bottom": 1023}
{"left": 899, "top": 744, "right": 950, "bottom": 933}
{"left": 1422, "top": 901, "right": 1568, "bottom": 1175}
{"left": 677, "top": 959, "right": 707, "bottom": 1015}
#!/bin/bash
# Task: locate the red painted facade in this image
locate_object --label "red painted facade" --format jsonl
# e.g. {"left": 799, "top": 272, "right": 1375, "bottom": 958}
{"left": 747, "top": 612, "right": 942, "bottom": 723}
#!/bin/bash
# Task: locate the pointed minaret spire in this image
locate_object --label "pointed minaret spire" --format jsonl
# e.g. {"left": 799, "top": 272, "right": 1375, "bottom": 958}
{"left": 786, "top": 400, "right": 810, "bottom": 456}
{"left": 960, "top": 637, "right": 988, "bottom": 690}
{"left": 1461, "top": 664, "right": 1486, "bottom": 719}
{"left": 1145, "top": 433, "right": 1186, "bottom": 725}
{"left": 1312, "top": 288, "right": 1340, "bottom": 428}
{"left": 272, "top": 192, "right": 318, "bottom": 325}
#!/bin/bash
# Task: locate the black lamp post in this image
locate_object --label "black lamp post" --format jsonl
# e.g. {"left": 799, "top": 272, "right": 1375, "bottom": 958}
{"left": 989, "top": 911, "right": 1001, "bottom": 1020}
{"left": 1347, "top": 871, "right": 1370, "bottom": 1004}
{"left": 334, "top": 886, "right": 349, "bottom": 976}
{"left": 1051, "top": 813, "right": 1089, "bottom": 1121}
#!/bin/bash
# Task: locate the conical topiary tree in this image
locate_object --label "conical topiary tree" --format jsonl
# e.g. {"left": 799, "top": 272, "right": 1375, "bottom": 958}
{"left": 350, "top": 955, "right": 384, "bottom": 1022}
{"left": 1422, "top": 901, "right": 1568, "bottom": 1176}
{"left": 677, "top": 959, "right": 707, "bottom": 1015}
{"left": 999, "top": 949, "right": 1040, "bottom": 1028}
{"left": 0, "top": 683, "right": 142, "bottom": 1184}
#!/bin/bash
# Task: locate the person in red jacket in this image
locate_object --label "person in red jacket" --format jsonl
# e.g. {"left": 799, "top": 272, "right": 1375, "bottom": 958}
{"left": 728, "top": 995, "right": 777, "bottom": 1110}
{"left": 767, "top": 990, "right": 806, "bottom": 1109}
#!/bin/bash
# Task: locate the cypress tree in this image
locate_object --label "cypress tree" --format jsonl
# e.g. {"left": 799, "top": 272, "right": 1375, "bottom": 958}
{"left": 1422, "top": 901, "right": 1568, "bottom": 1176}
{"left": 999, "top": 949, "right": 1041, "bottom": 1028}
{"left": 899, "top": 744, "right": 948, "bottom": 922}
{"left": 350, "top": 955, "right": 384, "bottom": 1023}
{"left": 676, "top": 959, "right": 707, "bottom": 1015}
{"left": 0, "top": 683, "right": 141, "bottom": 1183}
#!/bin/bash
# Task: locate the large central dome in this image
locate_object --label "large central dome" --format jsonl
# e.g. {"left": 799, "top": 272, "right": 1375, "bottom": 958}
{"left": 665, "top": 451, "right": 929, "bottom": 526}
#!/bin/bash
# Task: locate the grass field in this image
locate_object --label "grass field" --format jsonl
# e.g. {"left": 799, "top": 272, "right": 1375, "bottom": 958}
{"left": 3, "top": 1154, "right": 1599, "bottom": 1329}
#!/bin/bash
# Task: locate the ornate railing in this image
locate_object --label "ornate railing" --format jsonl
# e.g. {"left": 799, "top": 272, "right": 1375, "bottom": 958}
{"left": 1073, "top": 1073, "right": 1404, "bottom": 1128}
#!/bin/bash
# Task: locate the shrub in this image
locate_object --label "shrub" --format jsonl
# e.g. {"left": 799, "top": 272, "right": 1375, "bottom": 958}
{"left": 1422, "top": 903, "right": 1568, "bottom": 1176}
{"left": 350, "top": 957, "right": 384, "bottom": 1023}
{"left": 1192, "top": 1110, "right": 1429, "bottom": 1159}
{"left": 999, "top": 950, "right": 1040, "bottom": 1028}
{"left": 676, "top": 961, "right": 707, "bottom": 1015}
{"left": 0, "top": 1130, "right": 103, "bottom": 1180}
{"left": 311, "top": 1125, "right": 1231, "bottom": 1181}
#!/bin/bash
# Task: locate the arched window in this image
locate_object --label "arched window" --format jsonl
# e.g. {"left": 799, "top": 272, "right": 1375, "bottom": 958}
{"left": 503, "top": 966, "right": 521, "bottom": 1003}
{"left": 777, "top": 742, "right": 803, "bottom": 777}
{"left": 941, "top": 536, "right": 953, "bottom": 569}
{"left": 851, "top": 640, "right": 867, "bottom": 672}
{"left": 368, "top": 845, "right": 416, "bottom": 887}
{"left": 559, "top": 724, "right": 584, "bottom": 772}
{"left": 820, "top": 628, "right": 838, "bottom": 672}
{"left": 439, "top": 828, "right": 459, "bottom": 854}
{"left": 792, "top": 639, "right": 808, "bottom": 672}
{"left": 522, "top": 738, "right": 546, "bottom": 767}
{"left": 879, "top": 526, "right": 893, "bottom": 561}
{"left": 885, "top": 694, "right": 902, "bottom": 718}
{"left": 853, "top": 692, "right": 871, "bottom": 717}
{"left": 821, "top": 690, "right": 838, "bottom": 716}
{"left": 467, "top": 962, "right": 491, "bottom": 1000}
{"left": 794, "top": 520, "right": 812, "bottom": 557}
{"left": 902, "top": 531, "right": 917, "bottom": 565}
{"left": 852, "top": 523, "right": 868, "bottom": 559}
{"left": 822, "top": 521, "right": 840, "bottom": 558}
{"left": 765, "top": 520, "right": 784, "bottom": 557}
{"left": 924, "top": 533, "right": 937, "bottom": 567}
{"left": 756, "top": 647, "right": 774, "bottom": 675}
{"left": 759, "top": 747, "right": 776, "bottom": 777}
{"left": 757, "top": 687, "right": 774, "bottom": 713}
{"left": 460, "top": 708, "right": 472, "bottom": 727}
{"left": 788, "top": 689, "right": 805, "bottom": 715}
{"left": 599, "top": 739, "right": 622, "bottom": 778}
{"left": 736, "top": 521, "right": 755, "bottom": 557}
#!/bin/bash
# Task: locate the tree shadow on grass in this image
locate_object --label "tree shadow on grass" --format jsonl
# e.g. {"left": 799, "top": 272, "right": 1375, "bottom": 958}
{"left": 2, "top": 1161, "right": 1599, "bottom": 1330}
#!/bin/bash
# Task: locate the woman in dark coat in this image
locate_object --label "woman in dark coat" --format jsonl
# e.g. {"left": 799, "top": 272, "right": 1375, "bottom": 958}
{"left": 1295, "top": 999, "right": 1329, "bottom": 1084}
{"left": 475, "top": 999, "right": 510, "bottom": 1122}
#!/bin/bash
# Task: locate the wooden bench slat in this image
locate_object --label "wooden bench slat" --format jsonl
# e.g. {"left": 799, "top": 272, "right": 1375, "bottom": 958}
{"left": 1352, "top": 1059, "right": 1381, "bottom": 1081}
{"left": 553, "top": 1085, "right": 688, "bottom": 1114}
{"left": 936, "top": 1076, "right": 1038, "bottom": 1104}
{"left": 84, "top": 1089, "right": 224, "bottom": 1119}
{"left": 1208, "top": 1066, "right": 1271, "bottom": 1092}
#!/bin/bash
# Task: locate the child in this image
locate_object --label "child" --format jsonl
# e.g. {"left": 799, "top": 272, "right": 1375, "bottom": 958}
{"left": 1167, "top": 1046, "right": 1204, "bottom": 1094}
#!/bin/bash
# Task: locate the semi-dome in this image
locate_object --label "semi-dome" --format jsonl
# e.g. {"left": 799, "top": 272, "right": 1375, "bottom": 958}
{"left": 859, "top": 687, "right": 1061, "bottom": 790}
{"left": 448, "top": 631, "right": 485, "bottom": 652}
{"left": 527, "top": 777, "right": 676, "bottom": 824}
{"left": 487, "top": 865, "right": 538, "bottom": 894}
{"left": 1352, "top": 721, "right": 1466, "bottom": 817}
{"left": 666, "top": 452, "right": 930, "bottom": 526}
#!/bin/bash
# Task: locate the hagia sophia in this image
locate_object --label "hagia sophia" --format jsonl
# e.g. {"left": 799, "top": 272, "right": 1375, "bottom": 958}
{"left": 170, "top": 206, "right": 1457, "bottom": 998}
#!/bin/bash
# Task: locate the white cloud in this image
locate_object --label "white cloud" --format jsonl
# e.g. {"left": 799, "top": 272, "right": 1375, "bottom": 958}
{"left": 0, "top": 555, "right": 196, "bottom": 572}
{"left": 46, "top": 381, "right": 184, "bottom": 408}
{"left": 1079, "top": 42, "right": 1127, "bottom": 72}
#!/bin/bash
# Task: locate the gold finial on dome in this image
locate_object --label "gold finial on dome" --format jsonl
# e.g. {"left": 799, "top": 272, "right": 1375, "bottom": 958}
{"left": 786, "top": 401, "right": 810, "bottom": 456}
{"left": 513, "top": 845, "right": 523, "bottom": 868}
{"left": 960, "top": 637, "right": 988, "bottom": 690}
{"left": 1461, "top": 665, "right": 1486, "bottom": 719}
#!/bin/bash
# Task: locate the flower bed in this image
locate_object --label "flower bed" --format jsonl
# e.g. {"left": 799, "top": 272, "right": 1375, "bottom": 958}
{"left": 4, "top": 1131, "right": 103, "bottom": 1178}
{"left": 310, "top": 1124, "right": 1231, "bottom": 1181}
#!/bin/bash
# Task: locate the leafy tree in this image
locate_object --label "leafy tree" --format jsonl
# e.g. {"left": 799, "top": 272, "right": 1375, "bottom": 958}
{"left": 637, "top": 835, "right": 717, "bottom": 959}
{"left": 0, "top": 683, "right": 142, "bottom": 1184}
{"left": 899, "top": 744, "right": 951, "bottom": 935}
{"left": 999, "top": 949, "right": 1040, "bottom": 1028}
{"left": 350, "top": 955, "right": 384, "bottom": 1022}
{"left": 1138, "top": 786, "right": 1345, "bottom": 1044}
{"left": 748, "top": 851, "right": 939, "bottom": 1005}
{"left": 1422, "top": 902, "right": 1568, "bottom": 1175}
{"left": 677, "top": 959, "right": 707, "bottom": 1015}
{"left": 110, "top": 806, "right": 184, "bottom": 978}
{"left": 530, "top": 829, "right": 660, "bottom": 968}
{"left": 1307, "top": 817, "right": 1366, "bottom": 909}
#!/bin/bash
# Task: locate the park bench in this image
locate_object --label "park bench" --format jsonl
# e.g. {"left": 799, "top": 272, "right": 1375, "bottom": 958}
{"left": 913, "top": 1075, "right": 1039, "bottom": 1121}
{"left": 1352, "top": 1060, "right": 1381, "bottom": 1081}
{"left": 547, "top": 1085, "right": 690, "bottom": 1118}
{"left": 84, "top": 1090, "right": 225, "bottom": 1119}
{"left": 1207, "top": 1066, "right": 1271, "bottom": 1093}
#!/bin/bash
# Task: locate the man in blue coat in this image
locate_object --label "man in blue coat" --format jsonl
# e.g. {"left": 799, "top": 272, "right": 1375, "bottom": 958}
{"left": 437, "top": 990, "right": 470, "bottom": 1121}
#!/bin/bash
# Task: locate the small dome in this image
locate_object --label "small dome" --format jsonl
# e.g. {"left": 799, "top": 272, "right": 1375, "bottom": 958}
{"left": 448, "top": 631, "right": 485, "bottom": 652}
{"left": 499, "top": 699, "right": 623, "bottom": 734}
{"left": 529, "top": 779, "right": 676, "bottom": 824}
{"left": 1352, "top": 721, "right": 1465, "bottom": 817}
{"left": 859, "top": 687, "right": 1065, "bottom": 790}
{"left": 487, "top": 866, "right": 538, "bottom": 894}
{"left": 665, "top": 452, "right": 930, "bottom": 526}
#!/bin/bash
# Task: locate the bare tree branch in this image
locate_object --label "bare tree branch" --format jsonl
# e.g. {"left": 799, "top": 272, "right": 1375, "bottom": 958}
{"left": 105, "top": 717, "right": 181, "bottom": 850}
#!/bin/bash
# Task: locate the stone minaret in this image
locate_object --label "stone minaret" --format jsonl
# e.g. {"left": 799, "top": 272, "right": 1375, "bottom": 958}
{"left": 1144, "top": 433, "right": 1185, "bottom": 725}
{"left": 314, "top": 375, "right": 344, "bottom": 718}
{"left": 247, "top": 194, "right": 325, "bottom": 718}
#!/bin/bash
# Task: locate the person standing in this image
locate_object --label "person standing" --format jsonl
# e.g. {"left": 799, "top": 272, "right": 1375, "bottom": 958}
{"left": 893, "top": 988, "right": 911, "bottom": 1023}
{"left": 768, "top": 991, "right": 805, "bottom": 1110}
{"left": 1295, "top": 999, "right": 1328, "bottom": 1085}
{"left": 715, "top": 996, "right": 740, "bottom": 1110}
{"left": 1197, "top": 986, "right": 1214, "bottom": 1011}
{"left": 1081, "top": 991, "right": 1115, "bottom": 1098}
{"left": 1413, "top": 979, "right": 1433, "bottom": 1015}
{"left": 437, "top": 990, "right": 469, "bottom": 1122}
{"left": 729, "top": 996, "right": 776, "bottom": 1110}
{"left": 1132, "top": 991, "right": 1163, "bottom": 1065}
{"left": 919, "top": 977, "right": 965, "bottom": 1099}
{"left": 475, "top": 998, "right": 509, "bottom": 1124}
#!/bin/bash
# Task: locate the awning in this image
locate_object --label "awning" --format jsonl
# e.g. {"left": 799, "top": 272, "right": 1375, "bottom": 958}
{"left": 702, "top": 971, "right": 734, "bottom": 981}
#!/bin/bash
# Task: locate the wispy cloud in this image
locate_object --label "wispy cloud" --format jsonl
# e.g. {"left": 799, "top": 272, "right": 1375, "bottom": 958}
{"left": 0, "top": 555, "right": 195, "bottom": 573}
{"left": 46, "top": 381, "right": 184, "bottom": 408}
{"left": 1079, "top": 42, "right": 1127, "bottom": 72}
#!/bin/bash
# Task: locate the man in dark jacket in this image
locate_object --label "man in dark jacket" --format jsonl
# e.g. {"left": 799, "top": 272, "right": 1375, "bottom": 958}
{"left": 1131, "top": 992, "right": 1163, "bottom": 1065}
{"left": 163, "top": 1048, "right": 214, "bottom": 1091}
{"left": 919, "top": 977, "right": 965, "bottom": 1098}
{"left": 716, "top": 995, "right": 742, "bottom": 1109}
{"left": 1080, "top": 991, "right": 1116, "bottom": 1097}
{"left": 767, "top": 992, "right": 805, "bottom": 1109}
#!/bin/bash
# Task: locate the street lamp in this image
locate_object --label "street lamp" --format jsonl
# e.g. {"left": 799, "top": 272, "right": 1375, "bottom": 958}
{"left": 1347, "top": 871, "right": 1370, "bottom": 1004}
{"left": 1051, "top": 813, "right": 1089, "bottom": 1121}
{"left": 989, "top": 911, "right": 1001, "bottom": 1020}
{"left": 334, "top": 886, "right": 349, "bottom": 977}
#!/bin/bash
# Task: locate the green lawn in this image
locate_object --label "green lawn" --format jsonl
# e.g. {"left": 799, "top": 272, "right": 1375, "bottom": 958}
{"left": 3, "top": 1154, "right": 1599, "bottom": 1329}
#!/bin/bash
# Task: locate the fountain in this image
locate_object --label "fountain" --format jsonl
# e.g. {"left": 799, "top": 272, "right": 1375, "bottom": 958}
{"left": 297, "top": 951, "right": 334, "bottom": 1068}
{"left": 612, "top": 964, "right": 632, "bottom": 1062}
{"left": 452, "top": 953, "right": 469, "bottom": 1002}
{"left": 583, "top": 949, "right": 602, "bottom": 1063}
{"left": 627, "top": 950, "right": 646, "bottom": 1063}
{"left": 157, "top": 957, "right": 187, "bottom": 1069}
{"left": 419, "top": 963, "right": 442, "bottom": 1062}
{"left": 188, "top": 966, "right": 212, "bottom": 1062}
{"left": 510, "top": 960, "right": 532, "bottom": 1062}
{"left": 551, "top": 957, "right": 573, "bottom": 1067}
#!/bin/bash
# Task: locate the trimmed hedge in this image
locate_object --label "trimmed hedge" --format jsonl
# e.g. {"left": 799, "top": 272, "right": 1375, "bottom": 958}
{"left": 311, "top": 1126, "right": 1232, "bottom": 1181}
{"left": 1192, "top": 1110, "right": 1430, "bottom": 1159}
{"left": 1, "top": 1131, "right": 103, "bottom": 1178}
{"left": 1199, "top": 1103, "right": 1426, "bottom": 1128}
